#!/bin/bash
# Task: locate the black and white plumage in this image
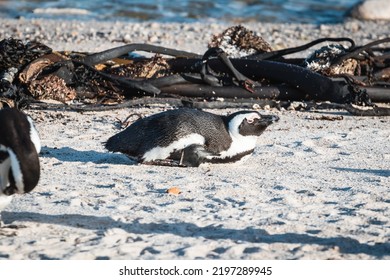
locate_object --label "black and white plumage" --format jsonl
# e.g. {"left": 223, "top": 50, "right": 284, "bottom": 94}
{"left": 0, "top": 108, "right": 41, "bottom": 226}
{"left": 105, "top": 108, "right": 278, "bottom": 167}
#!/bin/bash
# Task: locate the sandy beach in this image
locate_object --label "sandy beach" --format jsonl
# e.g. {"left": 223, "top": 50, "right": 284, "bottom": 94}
{"left": 0, "top": 18, "right": 389, "bottom": 260}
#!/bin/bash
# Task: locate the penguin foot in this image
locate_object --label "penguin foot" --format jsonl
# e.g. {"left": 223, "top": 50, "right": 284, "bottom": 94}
{"left": 144, "top": 159, "right": 187, "bottom": 167}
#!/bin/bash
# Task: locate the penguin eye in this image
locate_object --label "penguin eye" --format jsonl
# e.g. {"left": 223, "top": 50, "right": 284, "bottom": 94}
{"left": 246, "top": 116, "right": 259, "bottom": 124}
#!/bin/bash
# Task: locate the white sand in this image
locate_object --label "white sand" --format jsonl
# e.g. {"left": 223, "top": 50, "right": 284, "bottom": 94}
{"left": 0, "top": 18, "right": 389, "bottom": 260}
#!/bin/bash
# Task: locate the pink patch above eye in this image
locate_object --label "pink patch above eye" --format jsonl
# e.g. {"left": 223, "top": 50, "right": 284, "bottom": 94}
{"left": 246, "top": 114, "right": 260, "bottom": 124}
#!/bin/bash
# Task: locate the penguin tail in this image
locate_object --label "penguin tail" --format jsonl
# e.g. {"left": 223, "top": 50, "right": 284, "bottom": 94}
{"left": 103, "top": 136, "right": 120, "bottom": 152}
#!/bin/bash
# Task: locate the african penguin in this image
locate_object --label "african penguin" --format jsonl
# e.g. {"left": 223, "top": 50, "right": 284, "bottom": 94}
{"left": 105, "top": 108, "right": 278, "bottom": 167}
{"left": 0, "top": 108, "right": 41, "bottom": 226}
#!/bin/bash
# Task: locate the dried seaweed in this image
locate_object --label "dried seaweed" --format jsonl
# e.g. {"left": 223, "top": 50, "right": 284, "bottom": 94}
{"left": 1, "top": 26, "right": 390, "bottom": 116}
{"left": 0, "top": 38, "right": 52, "bottom": 71}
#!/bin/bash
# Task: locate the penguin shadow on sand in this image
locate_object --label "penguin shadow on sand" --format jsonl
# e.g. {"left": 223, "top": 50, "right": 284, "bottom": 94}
{"left": 3, "top": 211, "right": 390, "bottom": 258}
{"left": 40, "top": 146, "right": 135, "bottom": 166}
{"left": 331, "top": 167, "right": 390, "bottom": 177}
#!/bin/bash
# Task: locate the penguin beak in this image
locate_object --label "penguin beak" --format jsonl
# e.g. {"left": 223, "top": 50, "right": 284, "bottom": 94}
{"left": 258, "top": 114, "right": 279, "bottom": 126}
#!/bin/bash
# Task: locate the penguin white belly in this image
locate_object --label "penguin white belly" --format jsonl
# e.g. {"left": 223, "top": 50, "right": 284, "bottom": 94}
{"left": 210, "top": 134, "right": 257, "bottom": 160}
{"left": 27, "top": 116, "right": 41, "bottom": 154}
{"left": 0, "top": 155, "right": 11, "bottom": 190}
{"left": 142, "top": 133, "right": 205, "bottom": 162}
{"left": 0, "top": 156, "right": 12, "bottom": 211}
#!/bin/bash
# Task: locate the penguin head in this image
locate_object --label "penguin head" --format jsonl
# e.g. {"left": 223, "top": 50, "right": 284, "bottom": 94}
{"left": 226, "top": 111, "right": 279, "bottom": 138}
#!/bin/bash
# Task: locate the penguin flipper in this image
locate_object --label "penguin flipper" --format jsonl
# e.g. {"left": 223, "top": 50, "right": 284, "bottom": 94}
{"left": 180, "top": 144, "right": 219, "bottom": 167}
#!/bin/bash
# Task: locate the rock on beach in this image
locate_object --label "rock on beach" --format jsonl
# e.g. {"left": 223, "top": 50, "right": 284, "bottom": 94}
{"left": 350, "top": 0, "right": 390, "bottom": 21}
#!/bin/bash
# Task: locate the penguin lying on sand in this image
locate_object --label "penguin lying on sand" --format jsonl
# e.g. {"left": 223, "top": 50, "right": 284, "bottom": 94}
{"left": 105, "top": 108, "right": 278, "bottom": 167}
{"left": 0, "top": 108, "right": 41, "bottom": 229}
